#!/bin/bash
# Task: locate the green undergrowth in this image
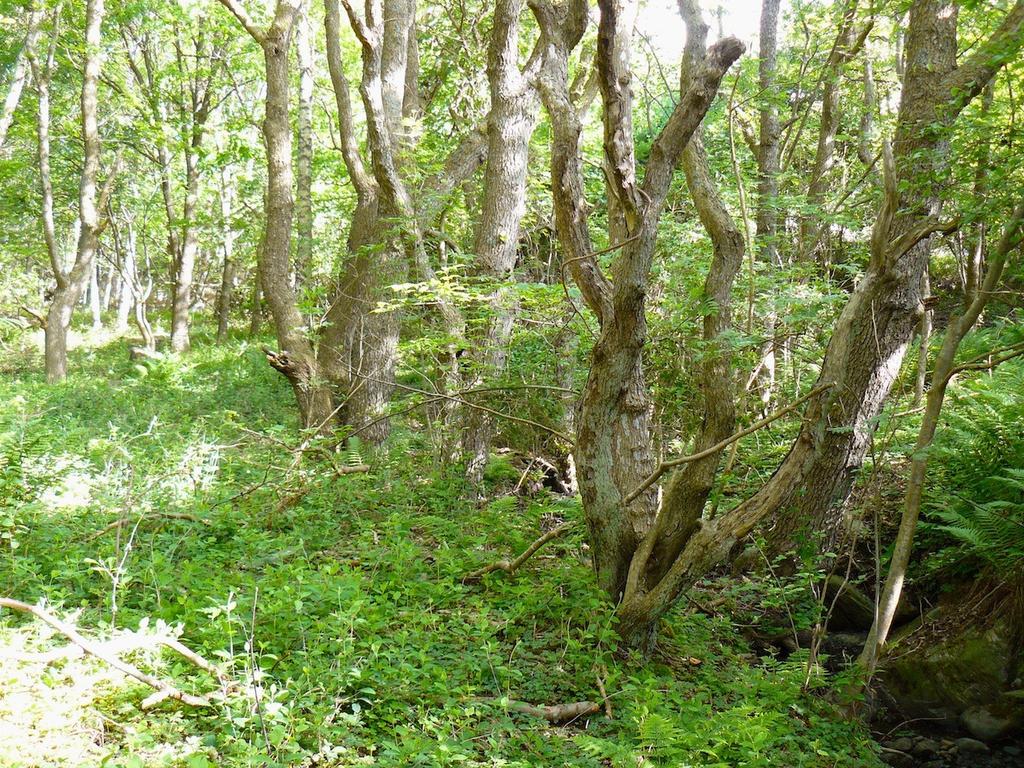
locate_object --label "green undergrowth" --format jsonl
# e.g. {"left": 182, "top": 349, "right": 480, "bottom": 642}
{"left": 0, "top": 334, "right": 882, "bottom": 767}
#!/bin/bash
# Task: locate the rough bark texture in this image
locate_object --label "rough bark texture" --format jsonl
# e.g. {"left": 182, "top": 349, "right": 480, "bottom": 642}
{"left": 859, "top": 202, "right": 1024, "bottom": 677}
{"left": 294, "top": 0, "right": 315, "bottom": 288}
{"left": 533, "top": 0, "right": 743, "bottom": 610}
{"left": 765, "top": 0, "right": 1024, "bottom": 557}
{"left": 320, "top": 0, "right": 487, "bottom": 442}
{"left": 755, "top": 0, "right": 781, "bottom": 268}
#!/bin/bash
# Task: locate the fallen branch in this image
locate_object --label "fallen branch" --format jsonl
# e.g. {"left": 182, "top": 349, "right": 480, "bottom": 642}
{"left": 507, "top": 699, "right": 601, "bottom": 723}
{"left": 87, "top": 512, "right": 211, "bottom": 541}
{"left": 463, "top": 521, "right": 576, "bottom": 583}
{"left": 0, "top": 597, "right": 216, "bottom": 710}
{"left": 6, "top": 630, "right": 227, "bottom": 684}
{"left": 478, "top": 696, "right": 601, "bottom": 723}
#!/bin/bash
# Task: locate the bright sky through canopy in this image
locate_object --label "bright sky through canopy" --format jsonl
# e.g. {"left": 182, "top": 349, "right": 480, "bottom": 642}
{"left": 637, "top": 0, "right": 787, "bottom": 58}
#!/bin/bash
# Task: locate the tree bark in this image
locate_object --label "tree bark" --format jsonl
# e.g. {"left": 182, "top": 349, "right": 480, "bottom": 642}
{"left": 216, "top": 166, "right": 238, "bottom": 344}
{"left": 218, "top": 0, "right": 335, "bottom": 429}
{"left": 294, "top": 0, "right": 315, "bottom": 288}
{"left": 799, "top": 1, "right": 869, "bottom": 264}
{"left": 858, "top": 202, "right": 1024, "bottom": 679}
{"left": 463, "top": 0, "right": 543, "bottom": 483}
{"left": 0, "top": 3, "right": 42, "bottom": 150}
{"left": 88, "top": 262, "right": 102, "bottom": 330}
{"left": 43, "top": 0, "right": 114, "bottom": 383}
{"left": 533, "top": 0, "right": 743, "bottom": 607}
{"left": 169, "top": 32, "right": 216, "bottom": 353}
{"left": 751, "top": 0, "right": 782, "bottom": 409}
{"left": 765, "top": 0, "right": 1024, "bottom": 557}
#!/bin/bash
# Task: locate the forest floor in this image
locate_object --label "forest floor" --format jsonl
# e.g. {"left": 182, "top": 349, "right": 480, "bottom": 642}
{"left": 0, "top": 330, "right": 886, "bottom": 767}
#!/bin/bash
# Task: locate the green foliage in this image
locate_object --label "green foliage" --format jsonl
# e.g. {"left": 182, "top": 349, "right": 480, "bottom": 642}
{"left": 0, "top": 336, "right": 881, "bottom": 767}
{"left": 919, "top": 357, "right": 1024, "bottom": 582}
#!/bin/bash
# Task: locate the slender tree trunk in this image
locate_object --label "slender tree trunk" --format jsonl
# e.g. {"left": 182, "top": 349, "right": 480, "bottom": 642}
{"left": 799, "top": 1, "right": 867, "bottom": 265}
{"left": 0, "top": 4, "right": 42, "bottom": 150}
{"left": 169, "top": 32, "right": 215, "bottom": 354}
{"left": 216, "top": 167, "right": 237, "bottom": 344}
{"left": 170, "top": 151, "right": 201, "bottom": 352}
{"left": 294, "top": 0, "right": 315, "bottom": 288}
{"left": 100, "top": 263, "right": 114, "bottom": 312}
{"left": 752, "top": 0, "right": 782, "bottom": 409}
{"left": 218, "top": 0, "right": 334, "bottom": 429}
{"left": 913, "top": 271, "right": 932, "bottom": 406}
{"left": 249, "top": 256, "right": 263, "bottom": 336}
{"left": 859, "top": 202, "right": 1024, "bottom": 679}
{"left": 88, "top": 262, "right": 102, "bottom": 330}
{"left": 44, "top": 0, "right": 112, "bottom": 383}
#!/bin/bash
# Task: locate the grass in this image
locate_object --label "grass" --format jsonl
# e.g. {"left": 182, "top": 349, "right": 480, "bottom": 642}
{"left": 0, "top": 329, "right": 883, "bottom": 767}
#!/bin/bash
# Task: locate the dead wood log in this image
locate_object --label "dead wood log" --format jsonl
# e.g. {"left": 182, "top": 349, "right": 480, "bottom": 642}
{"left": 479, "top": 696, "right": 601, "bottom": 723}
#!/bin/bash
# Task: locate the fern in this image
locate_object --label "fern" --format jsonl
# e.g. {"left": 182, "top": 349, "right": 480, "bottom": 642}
{"left": 921, "top": 357, "right": 1024, "bottom": 578}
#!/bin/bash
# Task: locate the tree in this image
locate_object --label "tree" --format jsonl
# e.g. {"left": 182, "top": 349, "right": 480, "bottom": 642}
{"left": 41, "top": 0, "right": 120, "bottom": 383}
{"left": 858, "top": 200, "right": 1024, "bottom": 679}
{"left": 533, "top": 0, "right": 743, "bottom": 647}
{"left": 218, "top": 0, "right": 336, "bottom": 428}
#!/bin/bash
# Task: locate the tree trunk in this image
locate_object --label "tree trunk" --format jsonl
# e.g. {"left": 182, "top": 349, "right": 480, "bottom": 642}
{"left": 858, "top": 202, "right": 1024, "bottom": 679}
{"left": 88, "top": 262, "right": 102, "bottom": 330}
{"left": 216, "top": 167, "right": 237, "bottom": 344}
{"left": 534, "top": 0, "right": 743, "bottom": 605}
{"left": 765, "top": 0, "right": 1024, "bottom": 557}
{"left": 294, "top": 0, "right": 315, "bottom": 289}
{"left": 218, "top": 0, "right": 335, "bottom": 430}
{"left": 0, "top": 4, "right": 42, "bottom": 150}
{"left": 170, "top": 150, "right": 201, "bottom": 352}
{"left": 752, "top": 0, "right": 781, "bottom": 408}
{"left": 463, "top": 0, "right": 542, "bottom": 483}
{"left": 44, "top": 0, "right": 111, "bottom": 383}
{"left": 169, "top": 32, "right": 215, "bottom": 354}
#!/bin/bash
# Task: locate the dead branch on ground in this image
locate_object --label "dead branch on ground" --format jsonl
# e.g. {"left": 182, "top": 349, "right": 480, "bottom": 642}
{"left": 463, "top": 521, "right": 576, "bottom": 583}
{"left": 0, "top": 597, "right": 223, "bottom": 710}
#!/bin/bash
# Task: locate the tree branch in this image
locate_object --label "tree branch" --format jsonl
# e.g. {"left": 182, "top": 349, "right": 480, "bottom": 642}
{"left": 463, "top": 521, "right": 576, "bottom": 583}
{"left": 624, "top": 383, "right": 832, "bottom": 505}
{"left": 215, "top": 0, "right": 266, "bottom": 44}
{"left": 0, "top": 598, "right": 214, "bottom": 710}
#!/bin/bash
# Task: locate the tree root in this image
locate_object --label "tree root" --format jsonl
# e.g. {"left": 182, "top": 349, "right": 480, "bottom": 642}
{"left": 0, "top": 597, "right": 223, "bottom": 710}
{"left": 463, "top": 521, "right": 575, "bottom": 583}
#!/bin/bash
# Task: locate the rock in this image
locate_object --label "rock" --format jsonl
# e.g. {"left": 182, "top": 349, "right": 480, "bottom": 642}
{"left": 955, "top": 737, "right": 989, "bottom": 753}
{"left": 885, "top": 737, "right": 914, "bottom": 753}
{"left": 962, "top": 705, "right": 1018, "bottom": 741}
{"left": 913, "top": 737, "right": 940, "bottom": 757}
{"left": 128, "top": 345, "right": 162, "bottom": 361}
{"left": 1002, "top": 745, "right": 1021, "bottom": 757}
{"left": 881, "top": 752, "right": 913, "bottom": 768}
{"left": 880, "top": 612, "right": 1024, "bottom": 730}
